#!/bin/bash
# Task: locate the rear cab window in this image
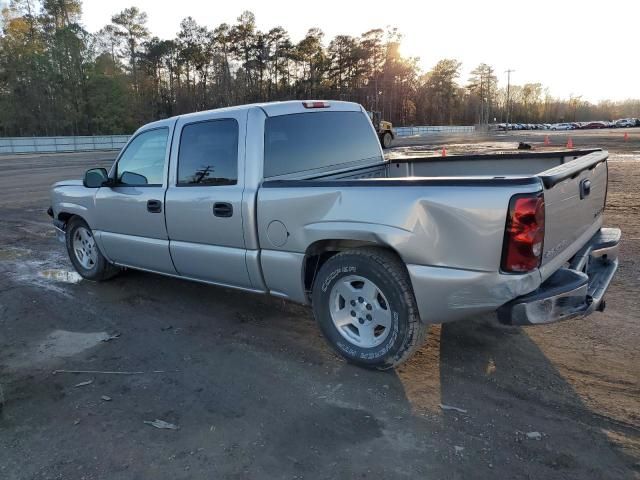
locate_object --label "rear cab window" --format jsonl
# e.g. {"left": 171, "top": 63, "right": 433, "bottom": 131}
{"left": 264, "top": 111, "right": 382, "bottom": 178}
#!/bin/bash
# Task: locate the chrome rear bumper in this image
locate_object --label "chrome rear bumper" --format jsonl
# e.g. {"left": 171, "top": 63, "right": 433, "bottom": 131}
{"left": 497, "top": 227, "right": 620, "bottom": 326}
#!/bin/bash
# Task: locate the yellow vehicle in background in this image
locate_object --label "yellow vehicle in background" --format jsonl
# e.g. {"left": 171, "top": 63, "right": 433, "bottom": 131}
{"left": 367, "top": 111, "right": 394, "bottom": 148}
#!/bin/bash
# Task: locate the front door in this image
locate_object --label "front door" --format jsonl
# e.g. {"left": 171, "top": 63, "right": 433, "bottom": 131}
{"left": 164, "top": 112, "right": 251, "bottom": 289}
{"left": 95, "top": 126, "right": 176, "bottom": 274}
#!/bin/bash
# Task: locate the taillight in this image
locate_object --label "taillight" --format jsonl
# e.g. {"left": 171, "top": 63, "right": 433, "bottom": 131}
{"left": 501, "top": 193, "right": 545, "bottom": 273}
{"left": 302, "top": 101, "right": 330, "bottom": 109}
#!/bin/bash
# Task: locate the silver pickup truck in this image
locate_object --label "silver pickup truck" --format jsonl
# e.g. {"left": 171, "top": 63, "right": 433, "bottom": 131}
{"left": 49, "top": 100, "right": 621, "bottom": 369}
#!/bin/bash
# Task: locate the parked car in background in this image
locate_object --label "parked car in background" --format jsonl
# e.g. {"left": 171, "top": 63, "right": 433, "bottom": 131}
{"left": 551, "top": 123, "right": 573, "bottom": 130}
{"left": 583, "top": 121, "right": 606, "bottom": 129}
{"left": 615, "top": 119, "right": 635, "bottom": 128}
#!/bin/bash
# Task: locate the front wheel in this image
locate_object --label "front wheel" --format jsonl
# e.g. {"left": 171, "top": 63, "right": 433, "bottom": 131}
{"left": 65, "top": 217, "right": 119, "bottom": 281}
{"left": 311, "top": 248, "right": 428, "bottom": 370}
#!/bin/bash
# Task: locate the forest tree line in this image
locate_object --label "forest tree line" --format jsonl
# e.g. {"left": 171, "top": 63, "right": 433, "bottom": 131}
{"left": 1, "top": 0, "right": 639, "bottom": 136}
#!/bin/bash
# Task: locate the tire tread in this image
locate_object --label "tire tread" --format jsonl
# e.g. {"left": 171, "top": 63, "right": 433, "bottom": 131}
{"left": 314, "top": 247, "right": 428, "bottom": 370}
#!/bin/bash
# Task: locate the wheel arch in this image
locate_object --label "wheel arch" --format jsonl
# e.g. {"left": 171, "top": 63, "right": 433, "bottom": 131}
{"left": 54, "top": 203, "right": 92, "bottom": 229}
{"left": 302, "top": 238, "right": 404, "bottom": 298}
{"left": 56, "top": 211, "right": 93, "bottom": 236}
{"left": 57, "top": 211, "right": 78, "bottom": 224}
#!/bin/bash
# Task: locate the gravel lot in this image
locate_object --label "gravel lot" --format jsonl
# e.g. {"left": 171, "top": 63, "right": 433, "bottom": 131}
{"left": 0, "top": 129, "right": 638, "bottom": 479}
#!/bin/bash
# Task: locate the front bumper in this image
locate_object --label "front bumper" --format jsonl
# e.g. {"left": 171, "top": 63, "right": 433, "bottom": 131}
{"left": 497, "top": 227, "right": 621, "bottom": 325}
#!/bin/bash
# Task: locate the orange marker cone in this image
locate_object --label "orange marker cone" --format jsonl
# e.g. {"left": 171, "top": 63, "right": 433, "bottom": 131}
{"left": 441, "top": 147, "right": 447, "bottom": 157}
{"left": 624, "top": 132, "right": 629, "bottom": 141}
{"left": 567, "top": 137, "right": 574, "bottom": 149}
{"left": 544, "top": 135, "right": 550, "bottom": 146}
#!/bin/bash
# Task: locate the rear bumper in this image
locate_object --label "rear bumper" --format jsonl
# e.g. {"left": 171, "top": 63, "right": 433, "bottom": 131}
{"left": 497, "top": 227, "right": 620, "bottom": 325}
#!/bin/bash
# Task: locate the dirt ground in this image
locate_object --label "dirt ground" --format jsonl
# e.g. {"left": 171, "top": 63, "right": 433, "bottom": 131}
{"left": 0, "top": 128, "right": 638, "bottom": 479}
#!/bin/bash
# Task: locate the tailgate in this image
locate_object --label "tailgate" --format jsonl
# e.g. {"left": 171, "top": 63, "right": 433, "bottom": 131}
{"left": 538, "top": 151, "right": 608, "bottom": 276}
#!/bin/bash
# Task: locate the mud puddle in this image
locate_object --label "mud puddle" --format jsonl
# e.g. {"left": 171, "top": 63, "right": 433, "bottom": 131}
{"left": 38, "top": 269, "right": 82, "bottom": 284}
{"left": 0, "top": 247, "right": 30, "bottom": 261}
{"left": 4, "top": 330, "right": 110, "bottom": 370}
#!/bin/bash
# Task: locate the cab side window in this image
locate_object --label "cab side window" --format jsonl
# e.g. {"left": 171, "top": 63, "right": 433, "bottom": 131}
{"left": 116, "top": 128, "right": 169, "bottom": 186}
{"left": 177, "top": 119, "right": 239, "bottom": 186}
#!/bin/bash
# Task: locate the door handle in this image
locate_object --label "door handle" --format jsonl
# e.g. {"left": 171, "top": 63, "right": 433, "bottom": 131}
{"left": 147, "top": 199, "right": 162, "bottom": 213}
{"left": 213, "top": 202, "right": 233, "bottom": 218}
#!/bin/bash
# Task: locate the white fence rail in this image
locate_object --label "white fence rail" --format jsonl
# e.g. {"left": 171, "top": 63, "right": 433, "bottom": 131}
{"left": 0, "top": 126, "right": 476, "bottom": 154}
{"left": 0, "top": 135, "right": 131, "bottom": 154}
{"left": 393, "top": 125, "right": 475, "bottom": 137}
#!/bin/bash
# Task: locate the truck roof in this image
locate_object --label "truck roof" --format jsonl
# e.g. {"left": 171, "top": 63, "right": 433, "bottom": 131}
{"left": 140, "top": 100, "right": 364, "bottom": 132}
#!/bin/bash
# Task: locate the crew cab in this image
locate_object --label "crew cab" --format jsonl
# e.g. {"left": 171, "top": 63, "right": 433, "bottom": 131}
{"left": 49, "top": 100, "right": 621, "bottom": 369}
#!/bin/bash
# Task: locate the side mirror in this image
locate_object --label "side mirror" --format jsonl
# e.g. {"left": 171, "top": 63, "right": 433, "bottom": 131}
{"left": 83, "top": 168, "right": 109, "bottom": 188}
{"left": 119, "top": 171, "right": 148, "bottom": 186}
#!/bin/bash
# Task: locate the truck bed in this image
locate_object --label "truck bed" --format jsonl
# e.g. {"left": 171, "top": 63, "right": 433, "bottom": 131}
{"left": 297, "top": 148, "right": 603, "bottom": 182}
{"left": 261, "top": 148, "right": 608, "bottom": 283}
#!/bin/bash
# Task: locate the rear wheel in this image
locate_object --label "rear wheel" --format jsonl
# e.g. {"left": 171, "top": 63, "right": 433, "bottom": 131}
{"left": 65, "top": 217, "right": 119, "bottom": 281}
{"left": 311, "top": 248, "right": 428, "bottom": 370}
{"left": 380, "top": 131, "right": 393, "bottom": 149}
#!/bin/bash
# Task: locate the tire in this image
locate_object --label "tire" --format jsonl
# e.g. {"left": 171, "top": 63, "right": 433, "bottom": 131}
{"left": 311, "top": 248, "right": 428, "bottom": 370}
{"left": 65, "top": 216, "right": 119, "bottom": 281}
{"left": 380, "top": 131, "right": 392, "bottom": 149}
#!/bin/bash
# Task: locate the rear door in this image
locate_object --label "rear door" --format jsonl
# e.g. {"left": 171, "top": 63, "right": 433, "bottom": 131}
{"left": 164, "top": 110, "right": 252, "bottom": 289}
{"left": 95, "top": 126, "right": 176, "bottom": 274}
{"left": 539, "top": 151, "right": 608, "bottom": 278}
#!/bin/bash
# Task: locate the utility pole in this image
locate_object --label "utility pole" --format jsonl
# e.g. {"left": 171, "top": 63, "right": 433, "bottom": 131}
{"left": 505, "top": 69, "right": 515, "bottom": 131}
{"left": 487, "top": 66, "right": 494, "bottom": 126}
{"left": 479, "top": 73, "right": 484, "bottom": 125}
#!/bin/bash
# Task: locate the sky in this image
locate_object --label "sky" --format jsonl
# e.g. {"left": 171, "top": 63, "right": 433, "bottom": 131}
{"left": 64, "top": 0, "right": 640, "bottom": 102}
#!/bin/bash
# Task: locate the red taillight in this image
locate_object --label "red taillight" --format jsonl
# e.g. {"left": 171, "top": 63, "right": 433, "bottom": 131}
{"left": 501, "top": 194, "right": 545, "bottom": 273}
{"left": 302, "top": 101, "right": 330, "bottom": 109}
